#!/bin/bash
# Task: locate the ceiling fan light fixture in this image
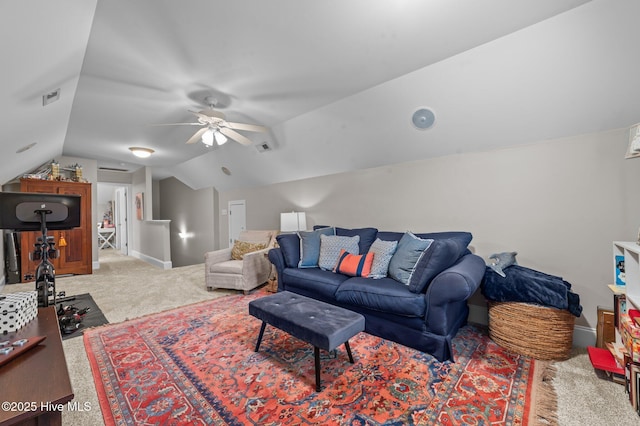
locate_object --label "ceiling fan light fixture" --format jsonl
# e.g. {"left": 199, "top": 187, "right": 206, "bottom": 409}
{"left": 214, "top": 130, "right": 228, "bottom": 145}
{"left": 202, "top": 129, "right": 214, "bottom": 146}
{"left": 129, "top": 147, "right": 154, "bottom": 158}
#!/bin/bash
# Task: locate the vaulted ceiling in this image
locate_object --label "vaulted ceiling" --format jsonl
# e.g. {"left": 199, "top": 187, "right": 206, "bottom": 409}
{"left": 2, "top": 0, "right": 639, "bottom": 191}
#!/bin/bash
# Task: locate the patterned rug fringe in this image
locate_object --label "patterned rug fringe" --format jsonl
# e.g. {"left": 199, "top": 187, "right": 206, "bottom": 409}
{"left": 532, "top": 361, "right": 559, "bottom": 426}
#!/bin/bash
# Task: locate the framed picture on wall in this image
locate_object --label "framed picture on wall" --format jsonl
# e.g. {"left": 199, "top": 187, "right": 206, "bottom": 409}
{"left": 135, "top": 192, "right": 144, "bottom": 220}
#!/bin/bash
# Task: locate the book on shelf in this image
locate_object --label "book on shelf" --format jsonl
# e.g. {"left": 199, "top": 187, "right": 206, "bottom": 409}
{"left": 616, "top": 255, "right": 626, "bottom": 286}
{"left": 630, "top": 309, "right": 640, "bottom": 327}
{"left": 615, "top": 294, "right": 627, "bottom": 329}
{"left": 607, "top": 341, "right": 627, "bottom": 368}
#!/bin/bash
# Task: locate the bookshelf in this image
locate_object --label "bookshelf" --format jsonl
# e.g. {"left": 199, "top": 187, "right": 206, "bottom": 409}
{"left": 613, "top": 241, "right": 640, "bottom": 309}
{"left": 598, "top": 242, "right": 640, "bottom": 414}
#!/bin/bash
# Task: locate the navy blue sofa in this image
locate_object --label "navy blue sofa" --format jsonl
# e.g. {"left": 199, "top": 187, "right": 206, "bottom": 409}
{"left": 268, "top": 227, "right": 485, "bottom": 362}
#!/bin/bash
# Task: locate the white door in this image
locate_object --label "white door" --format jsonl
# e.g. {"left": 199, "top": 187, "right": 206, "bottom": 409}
{"left": 228, "top": 200, "right": 246, "bottom": 246}
{"left": 115, "top": 187, "right": 128, "bottom": 255}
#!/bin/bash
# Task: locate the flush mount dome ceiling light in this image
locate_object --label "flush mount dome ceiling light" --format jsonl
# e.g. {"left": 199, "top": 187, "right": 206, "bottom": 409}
{"left": 411, "top": 108, "right": 436, "bottom": 130}
{"left": 129, "top": 147, "right": 155, "bottom": 158}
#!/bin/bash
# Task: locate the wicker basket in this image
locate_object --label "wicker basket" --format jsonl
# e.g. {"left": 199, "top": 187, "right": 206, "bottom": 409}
{"left": 488, "top": 301, "right": 575, "bottom": 360}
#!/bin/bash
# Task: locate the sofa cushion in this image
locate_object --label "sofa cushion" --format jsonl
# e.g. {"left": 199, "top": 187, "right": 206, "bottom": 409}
{"left": 377, "top": 231, "right": 472, "bottom": 246}
{"left": 230, "top": 240, "right": 267, "bottom": 260}
{"left": 277, "top": 233, "right": 301, "bottom": 268}
{"left": 298, "top": 227, "right": 336, "bottom": 268}
{"left": 282, "top": 267, "right": 349, "bottom": 300}
{"left": 407, "top": 237, "right": 472, "bottom": 293}
{"left": 336, "top": 227, "right": 378, "bottom": 254}
{"left": 209, "top": 260, "right": 243, "bottom": 274}
{"left": 334, "top": 250, "right": 373, "bottom": 277}
{"left": 388, "top": 232, "right": 434, "bottom": 285}
{"left": 368, "top": 238, "right": 398, "bottom": 279}
{"left": 319, "top": 234, "right": 360, "bottom": 270}
{"left": 335, "top": 277, "right": 427, "bottom": 318}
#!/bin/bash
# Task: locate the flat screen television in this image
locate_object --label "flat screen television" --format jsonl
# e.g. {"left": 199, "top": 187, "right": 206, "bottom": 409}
{"left": 0, "top": 191, "right": 81, "bottom": 231}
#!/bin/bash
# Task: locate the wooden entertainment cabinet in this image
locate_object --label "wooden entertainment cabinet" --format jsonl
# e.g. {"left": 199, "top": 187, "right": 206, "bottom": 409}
{"left": 19, "top": 179, "right": 92, "bottom": 283}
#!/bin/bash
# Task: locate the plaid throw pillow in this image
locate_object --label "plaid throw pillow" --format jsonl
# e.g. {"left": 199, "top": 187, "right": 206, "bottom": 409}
{"left": 231, "top": 241, "right": 267, "bottom": 260}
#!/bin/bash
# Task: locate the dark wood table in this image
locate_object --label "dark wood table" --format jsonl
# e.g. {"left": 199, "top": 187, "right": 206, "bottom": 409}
{"left": 0, "top": 307, "right": 74, "bottom": 426}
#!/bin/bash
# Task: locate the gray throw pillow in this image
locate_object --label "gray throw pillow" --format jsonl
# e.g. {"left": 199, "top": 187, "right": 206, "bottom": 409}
{"left": 388, "top": 232, "right": 433, "bottom": 285}
{"left": 368, "top": 238, "right": 398, "bottom": 279}
{"left": 318, "top": 235, "right": 360, "bottom": 270}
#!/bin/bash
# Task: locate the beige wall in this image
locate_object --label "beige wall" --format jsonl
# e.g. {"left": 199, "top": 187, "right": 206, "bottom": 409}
{"left": 158, "top": 177, "right": 218, "bottom": 267}
{"left": 219, "top": 128, "right": 640, "bottom": 330}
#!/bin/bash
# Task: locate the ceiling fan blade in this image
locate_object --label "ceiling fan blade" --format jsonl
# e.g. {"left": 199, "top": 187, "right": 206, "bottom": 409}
{"left": 225, "top": 122, "right": 268, "bottom": 132}
{"left": 151, "top": 122, "right": 201, "bottom": 126}
{"left": 186, "top": 127, "right": 208, "bottom": 144}
{"left": 219, "top": 127, "right": 253, "bottom": 146}
{"left": 190, "top": 108, "right": 226, "bottom": 120}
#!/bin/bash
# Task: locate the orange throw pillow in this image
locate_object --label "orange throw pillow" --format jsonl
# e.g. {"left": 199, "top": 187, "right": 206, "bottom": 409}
{"left": 334, "top": 249, "right": 373, "bottom": 277}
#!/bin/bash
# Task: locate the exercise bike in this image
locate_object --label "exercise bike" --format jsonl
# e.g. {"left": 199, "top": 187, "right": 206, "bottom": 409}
{"left": 31, "top": 208, "right": 59, "bottom": 307}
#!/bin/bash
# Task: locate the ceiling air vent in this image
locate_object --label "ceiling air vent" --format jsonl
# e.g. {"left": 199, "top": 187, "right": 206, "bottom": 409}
{"left": 255, "top": 142, "right": 271, "bottom": 153}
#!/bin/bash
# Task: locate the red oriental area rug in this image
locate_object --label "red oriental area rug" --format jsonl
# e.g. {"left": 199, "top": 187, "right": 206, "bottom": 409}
{"left": 84, "top": 293, "right": 556, "bottom": 425}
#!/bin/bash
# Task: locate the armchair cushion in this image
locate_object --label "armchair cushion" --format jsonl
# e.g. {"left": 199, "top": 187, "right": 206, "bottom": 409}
{"left": 209, "top": 260, "right": 243, "bottom": 274}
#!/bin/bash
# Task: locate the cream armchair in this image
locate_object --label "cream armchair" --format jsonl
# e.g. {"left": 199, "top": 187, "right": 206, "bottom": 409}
{"left": 205, "top": 230, "right": 277, "bottom": 294}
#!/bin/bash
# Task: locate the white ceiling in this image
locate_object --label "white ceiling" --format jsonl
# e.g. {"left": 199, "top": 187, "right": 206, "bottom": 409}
{"left": 3, "top": 0, "right": 640, "bottom": 191}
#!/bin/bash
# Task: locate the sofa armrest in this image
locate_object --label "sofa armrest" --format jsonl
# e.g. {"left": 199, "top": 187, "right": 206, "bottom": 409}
{"left": 268, "top": 248, "right": 286, "bottom": 290}
{"left": 205, "top": 248, "right": 232, "bottom": 266}
{"left": 424, "top": 253, "right": 485, "bottom": 334}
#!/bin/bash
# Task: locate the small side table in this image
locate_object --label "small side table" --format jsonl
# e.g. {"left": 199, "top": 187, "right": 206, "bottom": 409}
{"left": 0, "top": 307, "right": 74, "bottom": 426}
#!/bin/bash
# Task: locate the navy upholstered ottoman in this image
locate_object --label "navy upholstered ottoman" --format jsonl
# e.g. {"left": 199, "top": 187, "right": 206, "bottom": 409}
{"left": 248, "top": 291, "right": 365, "bottom": 391}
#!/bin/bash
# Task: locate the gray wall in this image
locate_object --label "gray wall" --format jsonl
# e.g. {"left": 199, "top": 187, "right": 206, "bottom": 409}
{"left": 218, "top": 127, "right": 640, "bottom": 331}
{"left": 158, "top": 177, "right": 218, "bottom": 267}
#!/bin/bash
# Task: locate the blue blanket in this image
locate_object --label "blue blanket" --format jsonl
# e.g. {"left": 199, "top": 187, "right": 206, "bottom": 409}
{"left": 482, "top": 265, "right": 582, "bottom": 317}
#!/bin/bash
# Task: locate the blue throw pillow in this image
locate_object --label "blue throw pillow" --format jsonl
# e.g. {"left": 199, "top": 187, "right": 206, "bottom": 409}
{"left": 388, "top": 232, "right": 433, "bottom": 285}
{"left": 298, "top": 227, "right": 335, "bottom": 268}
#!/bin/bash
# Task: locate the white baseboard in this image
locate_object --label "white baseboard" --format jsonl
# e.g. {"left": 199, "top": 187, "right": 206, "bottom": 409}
{"left": 92, "top": 261, "right": 100, "bottom": 270}
{"left": 469, "top": 303, "right": 596, "bottom": 348}
{"left": 131, "top": 250, "right": 172, "bottom": 270}
{"left": 572, "top": 325, "right": 596, "bottom": 348}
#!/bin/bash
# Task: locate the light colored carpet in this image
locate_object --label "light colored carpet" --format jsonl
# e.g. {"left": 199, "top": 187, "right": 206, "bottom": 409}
{"left": 4, "top": 249, "right": 639, "bottom": 425}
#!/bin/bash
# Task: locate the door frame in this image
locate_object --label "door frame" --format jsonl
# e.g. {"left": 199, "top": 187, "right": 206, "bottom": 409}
{"left": 228, "top": 200, "right": 246, "bottom": 247}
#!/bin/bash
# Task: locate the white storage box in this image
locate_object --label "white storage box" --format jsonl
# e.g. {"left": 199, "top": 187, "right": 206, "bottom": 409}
{"left": 0, "top": 291, "right": 38, "bottom": 334}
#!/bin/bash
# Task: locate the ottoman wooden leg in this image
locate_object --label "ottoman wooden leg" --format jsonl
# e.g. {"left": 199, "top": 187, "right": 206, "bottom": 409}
{"left": 255, "top": 322, "right": 267, "bottom": 352}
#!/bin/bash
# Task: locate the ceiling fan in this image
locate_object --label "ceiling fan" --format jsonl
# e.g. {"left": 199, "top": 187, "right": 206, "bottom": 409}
{"left": 158, "top": 99, "right": 267, "bottom": 147}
